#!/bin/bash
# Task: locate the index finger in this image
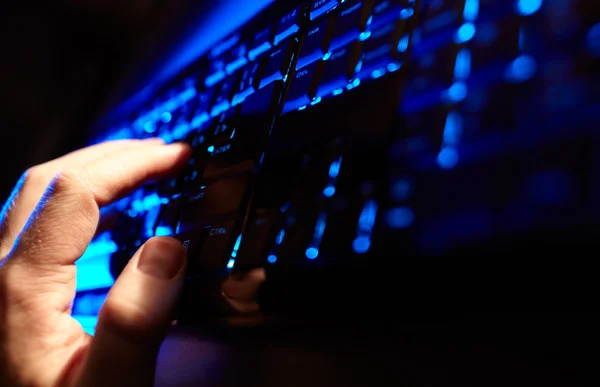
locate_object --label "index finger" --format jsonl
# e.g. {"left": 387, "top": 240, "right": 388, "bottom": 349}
{"left": 6, "top": 142, "right": 191, "bottom": 267}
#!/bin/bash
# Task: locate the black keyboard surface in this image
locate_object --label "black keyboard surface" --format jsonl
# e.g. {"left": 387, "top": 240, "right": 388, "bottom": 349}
{"left": 74, "top": 0, "right": 600, "bottom": 331}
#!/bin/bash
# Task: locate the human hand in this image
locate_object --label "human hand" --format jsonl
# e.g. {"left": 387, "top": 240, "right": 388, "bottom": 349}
{"left": 0, "top": 139, "right": 191, "bottom": 386}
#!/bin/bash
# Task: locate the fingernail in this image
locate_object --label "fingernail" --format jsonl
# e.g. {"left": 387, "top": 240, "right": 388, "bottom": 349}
{"left": 137, "top": 238, "right": 185, "bottom": 279}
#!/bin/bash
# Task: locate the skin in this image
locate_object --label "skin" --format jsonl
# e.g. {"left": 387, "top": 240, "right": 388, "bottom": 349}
{"left": 0, "top": 138, "right": 192, "bottom": 386}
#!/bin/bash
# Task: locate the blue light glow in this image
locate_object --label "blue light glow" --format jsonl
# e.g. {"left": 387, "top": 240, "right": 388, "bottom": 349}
{"left": 155, "top": 226, "right": 174, "bottom": 237}
{"left": 73, "top": 315, "right": 98, "bottom": 336}
{"left": 143, "top": 121, "right": 155, "bottom": 134}
{"left": 463, "top": 0, "right": 480, "bottom": 22}
{"left": 447, "top": 82, "right": 468, "bottom": 102}
{"left": 371, "top": 69, "right": 386, "bottom": 79}
{"left": 267, "top": 254, "right": 278, "bottom": 263}
{"left": 160, "top": 112, "right": 172, "bottom": 123}
{"left": 305, "top": 247, "right": 319, "bottom": 260}
{"left": 323, "top": 52, "right": 332, "bottom": 60}
{"left": 397, "top": 35, "right": 410, "bottom": 52}
{"left": 505, "top": 55, "right": 537, "bottom": 83}
{"left": 359, "top": 31, "right": 372, "bottom": 41}
{"left": 358, "top": 200, "right": 379, "bottom": 233}
{"left": 333, "top": 88, "right": 345, "bottom": 96}
{"left": 323, "top": 185, "right": 336, "bottom": 197}
{"left": 347, "top": 78, "right": 361, "bottom": 90}
{"left": 311, "top": 97, "right": 322, "bottom": 106}
{"left": 454, "top": 49, "right": 472, "bottom": 80}
{"left": 298, "top": 105, "right": 307, "bottom": 111}
{"left": 79, "top": 232, "right": 118, "bottom": 261}
{"left": 207, "top": 145, "right": 215, "bottom": 153}
{"left": 276, "top": 229, "right": 286, "bottom": 245}
{"left": 387, "top": 62, "right": 402, "bottom": 73}
{"left": 400, "top": 8, "right": 414, "bottom": 20}
{"left": 443, "top": 111, "right": 463, "bottom": 146}
{"left": 586, "top": 23, "right": 600, "bottom": 57}
{"left": 352, "top": 235, "right": 371, "bottom": 254}
{"left": 76, "top": 254, "right": 115, "bottom": 291}
{"left": 437, "top": 147, "right": 460, "bottom": 169}
{"left": 386, "top": 207, "right": 415, "bottom": 229}
{"left": 227, "top": 258, "right": 235, "bottom": 269}
{"left": 516, "top": 0, "right": 543, "bottom": 16}
{"left": 455, "top": 23, "right": 476, "bottom": 44}
{"left": 329, "top": 156, "right": 342, "bottom": 178}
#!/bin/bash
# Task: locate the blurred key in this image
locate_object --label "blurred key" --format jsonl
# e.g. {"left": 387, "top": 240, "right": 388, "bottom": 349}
{"left": 274, "top": 3, "right": 305, "bottom": 46}
{"left": 179, "top": 174, "right": 249, "bottom": 230}
{"left": 296, "top": 19, "right": 332, "bottom": 70}
{"left": 315, "top": 42, "right": 361, "bottom": 97}
{"left": 225, "top": 43, "right": 249, "bottom": 74}
{"left": 259, "top": 41, "right": 296, "bottom": 88}
{"left": 155, "top": 197, "right": 182, "bottom": 237}
{"left": 357, "top": 21, "right": 407, "bottom": 78}
{"left": 190, "top": 88, "right": 215, "bottom": 129}
{"left": 310, "top": 0, "right": 340, "bottom": 20}
{"left": 329, "top": 0, "right": 371, "bottom": 51}
{"left": 283, "top": 61, "right": 321, "bottom": 113}
{"left": 419, "top": 0, "right": 465, "bottom": 35}
{"left": 248, "top": 25, "right": 275, "bottom": 61}
{"left": 370, "top": 0, "right": 411, "bottom": 30}
{"left": 205, "top": 58, "right": 227, "bottom": 88}
{"left": 235, "top": 208, "right": 280, "bottom": 269}
{"left": 232, "top": 61, "right": 261, "bottom": 106}
{"left": 210, "top": 75, "right": 238, "bottom": 118}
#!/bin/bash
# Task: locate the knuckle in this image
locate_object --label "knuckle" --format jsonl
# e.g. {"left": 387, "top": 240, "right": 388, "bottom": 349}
{"left": 22, "top": 166, "right": 51, "bottom": 190}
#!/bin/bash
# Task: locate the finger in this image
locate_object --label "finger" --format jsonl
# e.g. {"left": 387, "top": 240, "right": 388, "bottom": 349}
{"left": 7, "top": 142, "right": 191, "bottom": 268}
{"left": 75, "top": 237, "right": 186, "bottom": 387}
{"left": 0, "top": 138, "right": 164, "bottom": 257}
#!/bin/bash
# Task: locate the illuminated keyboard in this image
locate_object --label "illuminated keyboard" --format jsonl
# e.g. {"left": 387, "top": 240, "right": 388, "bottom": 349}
{"left": 73, "top": 0, "right": 600, "bottom": 330}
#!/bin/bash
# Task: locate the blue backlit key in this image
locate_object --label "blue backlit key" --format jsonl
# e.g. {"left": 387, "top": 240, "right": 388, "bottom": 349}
{"left": 370, "top": 0, "right": 414, "bottom": 30}
{"left": 233, "top": 61, "right": 261, "bottom": 106}
{"left": 283, "top": 62, "right": 321, "bottom": 113}
{"left": 190, "top": 89, "right": 215, "bottom": 130}
{"left": 210, "top": 76, "right": 237, "bottom": 117}
{"left": 225, "top": 43, "right": 249, "bottom": 74}
{"left": 419, "top": 0, "right": 465, "bottom": 35}
{"left": 357, "top": 21, "right": 407, "bottom": 78}
{"left": 259, "top": 42, "right": 295, "bottom": 89}
{"left": 310, "top": 0, "right": 340, "bottom": 20}
{"left": 316, "top": 43, "right": 361, "bottom": 97}
{"left": 296, "top": 19, "right": 332, "bottom": 70}
{"left": 248, "top": 25, "right": 275, "bottom": 61}
{"left": 274, "top": 4, "right": 305, "bottom": 46}
{"left": 329, "top": 0, "right": 371, "bottom": 51}
{"left": 206, "top": 59, "right": 227, "bottom": 88}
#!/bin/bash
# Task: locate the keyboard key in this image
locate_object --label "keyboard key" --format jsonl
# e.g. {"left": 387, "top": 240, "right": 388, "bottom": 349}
{"left": 248, "top": 25, "right": 275, "bottom": 61}
{"left": 232, "top": 61, "right": 261, "bottom": 106}
{"left": 205, "top": 59, "right": 227, "bottom": 88}
{"left": 329, "top": 0, "right": 371, "bottom": 51}
{"left": 283, "top": 61, "right": 321, "bottom": 113}
{"left": 259, "top": 41, "right": 296, "bottom": 89}
{"left": 225, "top": 43, "right": 249, "bottom": 74}
{"left": 277, "top": 207, "right": 321, "bottom": 263}
{"left": 195, "top": 220, "right": 238, "bottom": 271}
{"left": 179, "top": 174, "right": 249, "bottom": 230}
{"left": 370, "top": 0, "right": 410, "bottom": 30}
{"left": 274, "top": 4, "right": 305, "bottom": 46}
{"left": 357, "top": 21, "right": 407, "bottom": 78}
{"left": 190, "top": 88, "right": 215, "bottom": 129}
{"left": 310, "top": 0, "right": 340, "bottom": 20}
{"left": 154, "top": 198, "right": 181, "bottom": 237}
{"left": 316, "top": 43, "right": 361, "bottom": 97}
{"left": 296, "top": 19, "right": 332, "bottom": 70}
{"left": 210, "top": 76, "right": 238, "bottom": 117}
{"left": 419, "top": 0, "right": 465, "bottom": 34}
{"left": 235, "top": 208, "right": 280, "bottom": 269}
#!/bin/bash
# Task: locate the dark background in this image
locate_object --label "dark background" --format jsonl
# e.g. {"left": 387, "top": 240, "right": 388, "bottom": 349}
{"left": 0, "top": 0, "right": 230, "bottom": 202}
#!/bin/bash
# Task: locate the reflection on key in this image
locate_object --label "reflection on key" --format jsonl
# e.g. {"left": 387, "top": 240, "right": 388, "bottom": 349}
{"left": 310, "top": 0, "right": 340, "bottom": 20}
{"left": 357, "top": 21, "right": 406, "bottom": 78}
{"left": 329, "top": 0, "right": 371, "bottom": 51}
{"left": 259, "top": 42, "right": 294, "bottom": 88}
{"left": 316, "top": 43, "right": 361, "bottom": 97}
{"left": 296, "top": 19, "right": 332, "bottom": 70}
{"left": 248, "top": 25, "right": 275, "bottom": 61}
{"left": 274, "top": 4, "right": 304, "bottom": 46}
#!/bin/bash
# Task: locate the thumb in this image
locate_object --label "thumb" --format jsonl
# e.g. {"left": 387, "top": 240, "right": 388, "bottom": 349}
{"left": 75, "top": 237, "right": 187, "bottom": 387}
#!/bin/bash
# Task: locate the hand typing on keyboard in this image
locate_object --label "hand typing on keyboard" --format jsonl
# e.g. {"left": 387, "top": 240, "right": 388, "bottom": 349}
{"left": 0, "top": 139, "right": 191, "bottom": 386}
